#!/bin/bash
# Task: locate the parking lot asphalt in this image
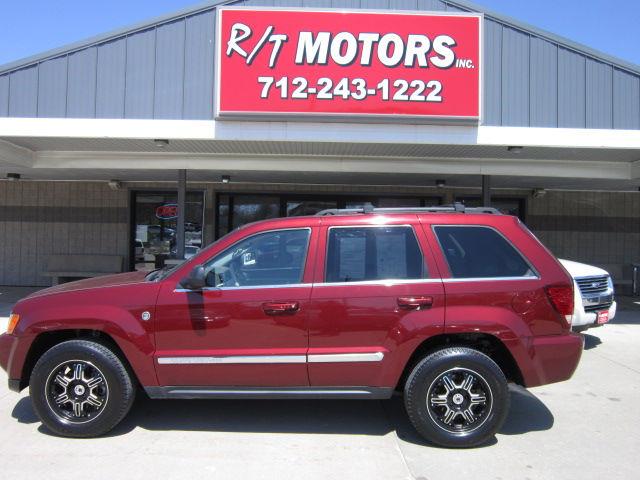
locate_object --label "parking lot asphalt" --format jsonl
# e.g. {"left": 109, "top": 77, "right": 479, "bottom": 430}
{"left": 0, "top": 302, "right": 639, "bottom": 479}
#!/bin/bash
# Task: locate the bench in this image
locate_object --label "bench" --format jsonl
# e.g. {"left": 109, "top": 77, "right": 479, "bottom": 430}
{"left": 43, "top": 255, "right": 124, "bottom": 285}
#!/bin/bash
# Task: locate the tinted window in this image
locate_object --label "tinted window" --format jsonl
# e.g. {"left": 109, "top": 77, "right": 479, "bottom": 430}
{"left": 205, "top": 229, "right": 310, "bottom": 287}
{"left": 434, "top": 226, "right": 535, "bottom": 278}
{"left": 325, "top": 226, "right": 424, "bottom": 283}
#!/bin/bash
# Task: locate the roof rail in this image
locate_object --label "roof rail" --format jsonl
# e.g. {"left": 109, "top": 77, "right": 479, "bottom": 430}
{"left": 315, "top": 202, "right": 502, "bottom": 216}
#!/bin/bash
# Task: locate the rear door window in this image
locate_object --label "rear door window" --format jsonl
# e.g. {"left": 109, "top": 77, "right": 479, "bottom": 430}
{"left": 433, "top": 226, "right": 535, "bottom": 279}
{"left": 325, "top": 226, "right": 424, "bottom": 283}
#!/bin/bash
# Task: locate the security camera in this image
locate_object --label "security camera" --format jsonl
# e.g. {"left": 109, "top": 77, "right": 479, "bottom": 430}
{"left": 532, "top": 188, "right": 546, "bottom": 198}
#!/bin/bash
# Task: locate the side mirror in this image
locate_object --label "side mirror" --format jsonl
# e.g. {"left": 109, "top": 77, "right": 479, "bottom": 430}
{"left": 180, "top": 264, "right": 206, "bottom": 290}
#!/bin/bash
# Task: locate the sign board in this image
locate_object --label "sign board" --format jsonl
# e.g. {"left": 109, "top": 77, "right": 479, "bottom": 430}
{"left": 216, "top": 8, "right": 482, "bottom": 123}
{"left": 156, "top": 204, "right": 178, "bottom": 220}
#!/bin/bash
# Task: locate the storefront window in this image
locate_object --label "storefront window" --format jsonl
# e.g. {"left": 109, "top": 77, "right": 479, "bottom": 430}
{"left": 456, "top": 196, "right": 525, "bottom": 221}
{"left": 286, "top": 200, "right": 338, "bottom": 216}
{"left": 216, "top": 194, "right": 442, "bottom": 239}
{"left": 132, "top": 191, "right": 205, "bottom": 271}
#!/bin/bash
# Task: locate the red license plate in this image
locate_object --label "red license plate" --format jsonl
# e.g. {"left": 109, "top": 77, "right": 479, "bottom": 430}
{"left": 597, "top": 311, "right": 609, "bottom": 324}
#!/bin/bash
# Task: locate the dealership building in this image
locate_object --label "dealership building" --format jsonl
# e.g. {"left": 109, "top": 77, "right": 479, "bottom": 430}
{"left": 0, "top": 0, "right": 639, "bottom": 288}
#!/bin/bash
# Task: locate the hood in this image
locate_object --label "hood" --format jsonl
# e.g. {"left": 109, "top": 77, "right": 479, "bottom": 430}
{"left": 26, "top": 271, "right": 150, "bottom": 299}
{"left": 558, "top": 259, "right": 610, "bottom": 278}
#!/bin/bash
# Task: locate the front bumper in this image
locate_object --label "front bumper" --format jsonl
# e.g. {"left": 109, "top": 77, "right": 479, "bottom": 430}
{"left": 7, "top": 378, "right": 20, "bottom": 392}
{"left": 0, "top": 333, "right": 22, "bottom": 391}
{"left": 0, "top": 333, "right": 30, "bottom": 391}
{"left": 522, "top": 332, "right": 584, "bottom": 387}
{"left": 572, "top": 300, "right": 617, "bottom": 328}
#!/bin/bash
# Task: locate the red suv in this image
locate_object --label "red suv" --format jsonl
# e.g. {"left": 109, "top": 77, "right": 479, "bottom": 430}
{"left": 0, "top": 205, "right": 582, "bottom": 447}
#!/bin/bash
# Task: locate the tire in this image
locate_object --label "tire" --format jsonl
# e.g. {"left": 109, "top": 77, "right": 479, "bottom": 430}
{"left": 29, "top": 339, "right": 135, "bottom": 438}
{"left": 404, "top": 347, "right": 509, "bottom": 448}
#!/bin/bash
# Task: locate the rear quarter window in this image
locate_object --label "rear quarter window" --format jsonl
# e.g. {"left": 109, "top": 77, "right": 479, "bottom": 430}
{"left": 433, "top": 225, "right": 536, "bottom": 279}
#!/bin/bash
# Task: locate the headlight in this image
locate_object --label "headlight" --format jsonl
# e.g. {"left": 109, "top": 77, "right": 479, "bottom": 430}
{"left": 7, "top": 313, "right": 20, "bottom": 334}
{"left": 607, "top": 276, "right": 614, "bottom": 293}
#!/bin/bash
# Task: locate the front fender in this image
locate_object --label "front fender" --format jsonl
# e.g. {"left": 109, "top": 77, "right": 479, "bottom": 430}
{"left": 11, "top": 287, "right": 160, "bottom": 387}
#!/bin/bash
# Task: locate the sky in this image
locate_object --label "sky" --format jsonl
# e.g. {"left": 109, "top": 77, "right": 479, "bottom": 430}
{"left": 0, "top": 0, "right": 639, "bottom": 67}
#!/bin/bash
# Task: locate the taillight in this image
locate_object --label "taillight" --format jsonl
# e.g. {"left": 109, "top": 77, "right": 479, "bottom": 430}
{"left": 545, "top": 284, "right": 574, "bottom": 325}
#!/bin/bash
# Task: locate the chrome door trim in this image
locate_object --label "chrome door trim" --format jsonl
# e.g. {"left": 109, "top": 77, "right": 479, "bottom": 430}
{"left": 313, "top": 278, "right": 442, "bottom": 287}
{"left": 157, "top": 352, "right": 386, "bottom": 364}
{"left": 157, "top": 355, "right": 307, "bottom": 365}
{"left": 441, "top": 276, "right": 539, "bottom": 283}
{"left": 173, "top": 283, "right": 311, "bottom": 293}
{"left": 308, "top": 352, "right": 385, "bottom": 363}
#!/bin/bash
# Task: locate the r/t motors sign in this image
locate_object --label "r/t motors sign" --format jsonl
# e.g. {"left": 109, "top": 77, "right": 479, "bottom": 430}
{"left": 216, "top": 8, "right": 482, "bottom": 123}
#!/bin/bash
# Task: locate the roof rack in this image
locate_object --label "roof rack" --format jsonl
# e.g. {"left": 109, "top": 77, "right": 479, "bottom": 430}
{"left": 315, "top": 202, "right": 502, "bottom": 216}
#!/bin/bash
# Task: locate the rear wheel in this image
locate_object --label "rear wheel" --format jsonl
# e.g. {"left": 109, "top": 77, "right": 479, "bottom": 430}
{"left": 404, "top": 347, "right": 509, "bottom": 448}
{"left": 30, "top": 340, "right": 135, "bottom": 437}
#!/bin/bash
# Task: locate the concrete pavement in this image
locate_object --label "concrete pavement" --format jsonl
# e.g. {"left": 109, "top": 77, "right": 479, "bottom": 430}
{"left": 0, "top": 307, "right": 639, "bottom": 479}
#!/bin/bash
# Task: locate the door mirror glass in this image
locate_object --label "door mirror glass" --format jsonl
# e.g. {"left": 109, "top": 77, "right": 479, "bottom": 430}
{"left": 180, "top": 264, "right": 206, "bottom": 290}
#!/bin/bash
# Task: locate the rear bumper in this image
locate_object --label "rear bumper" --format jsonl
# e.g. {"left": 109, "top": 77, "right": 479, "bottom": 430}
{"left": 521, "top": 332, "right": 584, "bottom": 388}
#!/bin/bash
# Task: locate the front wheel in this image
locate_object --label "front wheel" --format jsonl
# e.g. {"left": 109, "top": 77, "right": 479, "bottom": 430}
{"left": 404, "top": 347, "right": 509, "bottom": 448}
{"left": 30, "top": 339, "right": 135, "bottom": 437}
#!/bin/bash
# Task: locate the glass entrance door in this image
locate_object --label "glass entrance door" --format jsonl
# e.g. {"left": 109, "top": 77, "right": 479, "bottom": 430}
{"left": 131, "top": 191, "right": 205, "bottom": 271}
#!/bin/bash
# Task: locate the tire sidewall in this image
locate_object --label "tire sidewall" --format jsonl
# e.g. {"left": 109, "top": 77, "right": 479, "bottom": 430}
{"left": 404, "top": 347, "right": 509, "bottom": 448}
{"left": 30, "top": 340, "right": 133, "bottom": 437}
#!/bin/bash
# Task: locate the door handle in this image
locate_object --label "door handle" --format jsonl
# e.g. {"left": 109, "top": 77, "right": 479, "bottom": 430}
{"left": 262, "top": 301, "right": 300, "bottom": 315}
{"left": 397, "top": 296, "right": 433, "bottom": 310}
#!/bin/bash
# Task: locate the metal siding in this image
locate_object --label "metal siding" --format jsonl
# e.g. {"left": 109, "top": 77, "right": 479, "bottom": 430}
{"left": 96, "top": 38, "right": 127, "bottom": 118}
{"left": 483, "top": 19, "right": 502, "bottom": 125}
{"left": 445, "top": 3, "right": 466, "bottom": 12}
{"left": 37, "top": 56, "right": 68, "bottom": 118}
{"left": 586, "top": 59, "right": 613, "bottom": 129}
{"left": 270, "top": 0, "right": 304, "bottom": 5}
{"left": 360, "top": 0, "right": 390, "bottom": 8}
{"left": 329, "top": 0, "right": 358, "bottom": 6}
{"left": 416, "top": 0, "right": 446, "bottom": 11}
{"left": 613, "top": 69, "right": 640, "bottom": 129}
{"left": 558, "top": 47, "right": 585, "bottom": 128}
{"left": 244, "top": 0, "right": 276, "bottom": 6}
{"left": 301, "top": 0, "right": 333, "bottom": 6}
{"left": 154, "top": 20, "right": 186, "bottom": 119}
{"left": 501, "top": 27, "right": 529, "bottom": 127}
{"left": 390, "top": 0, "right": 418, "bottom": 9}
{"left": 8, "top": 66, "right": 38, "bottom": 117}
{"left": 184, "top": 11, "right": 216, "bottom": 120}
{"left": 67, "top": 48, "right": 97, "bottom": 117}
{"left": 125, "top": 28, "right": 156, "bottom": 119}
{"left": 0, "top": 75, "right": 10, "bottom": 116}
{"left": 529, "top": 37, "right": 557, "bottom": 127}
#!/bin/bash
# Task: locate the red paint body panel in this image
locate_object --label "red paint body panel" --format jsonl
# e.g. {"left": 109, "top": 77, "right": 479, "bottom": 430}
{"left": 0, "top": 213, "right": 581, "bottom": 394}
{"left": 5, "top": 271, "right": 160, "bottom": 386}
{"left": 154, "top": 283, "right": 311, "bottom": 386}
{"left": 307, "top": 219, "right": 445, "bottom": 386}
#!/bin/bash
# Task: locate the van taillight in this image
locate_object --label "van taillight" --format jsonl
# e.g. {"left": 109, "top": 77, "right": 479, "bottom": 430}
{"left": 545, "top": 285, "right": 574, "bottom": 322}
